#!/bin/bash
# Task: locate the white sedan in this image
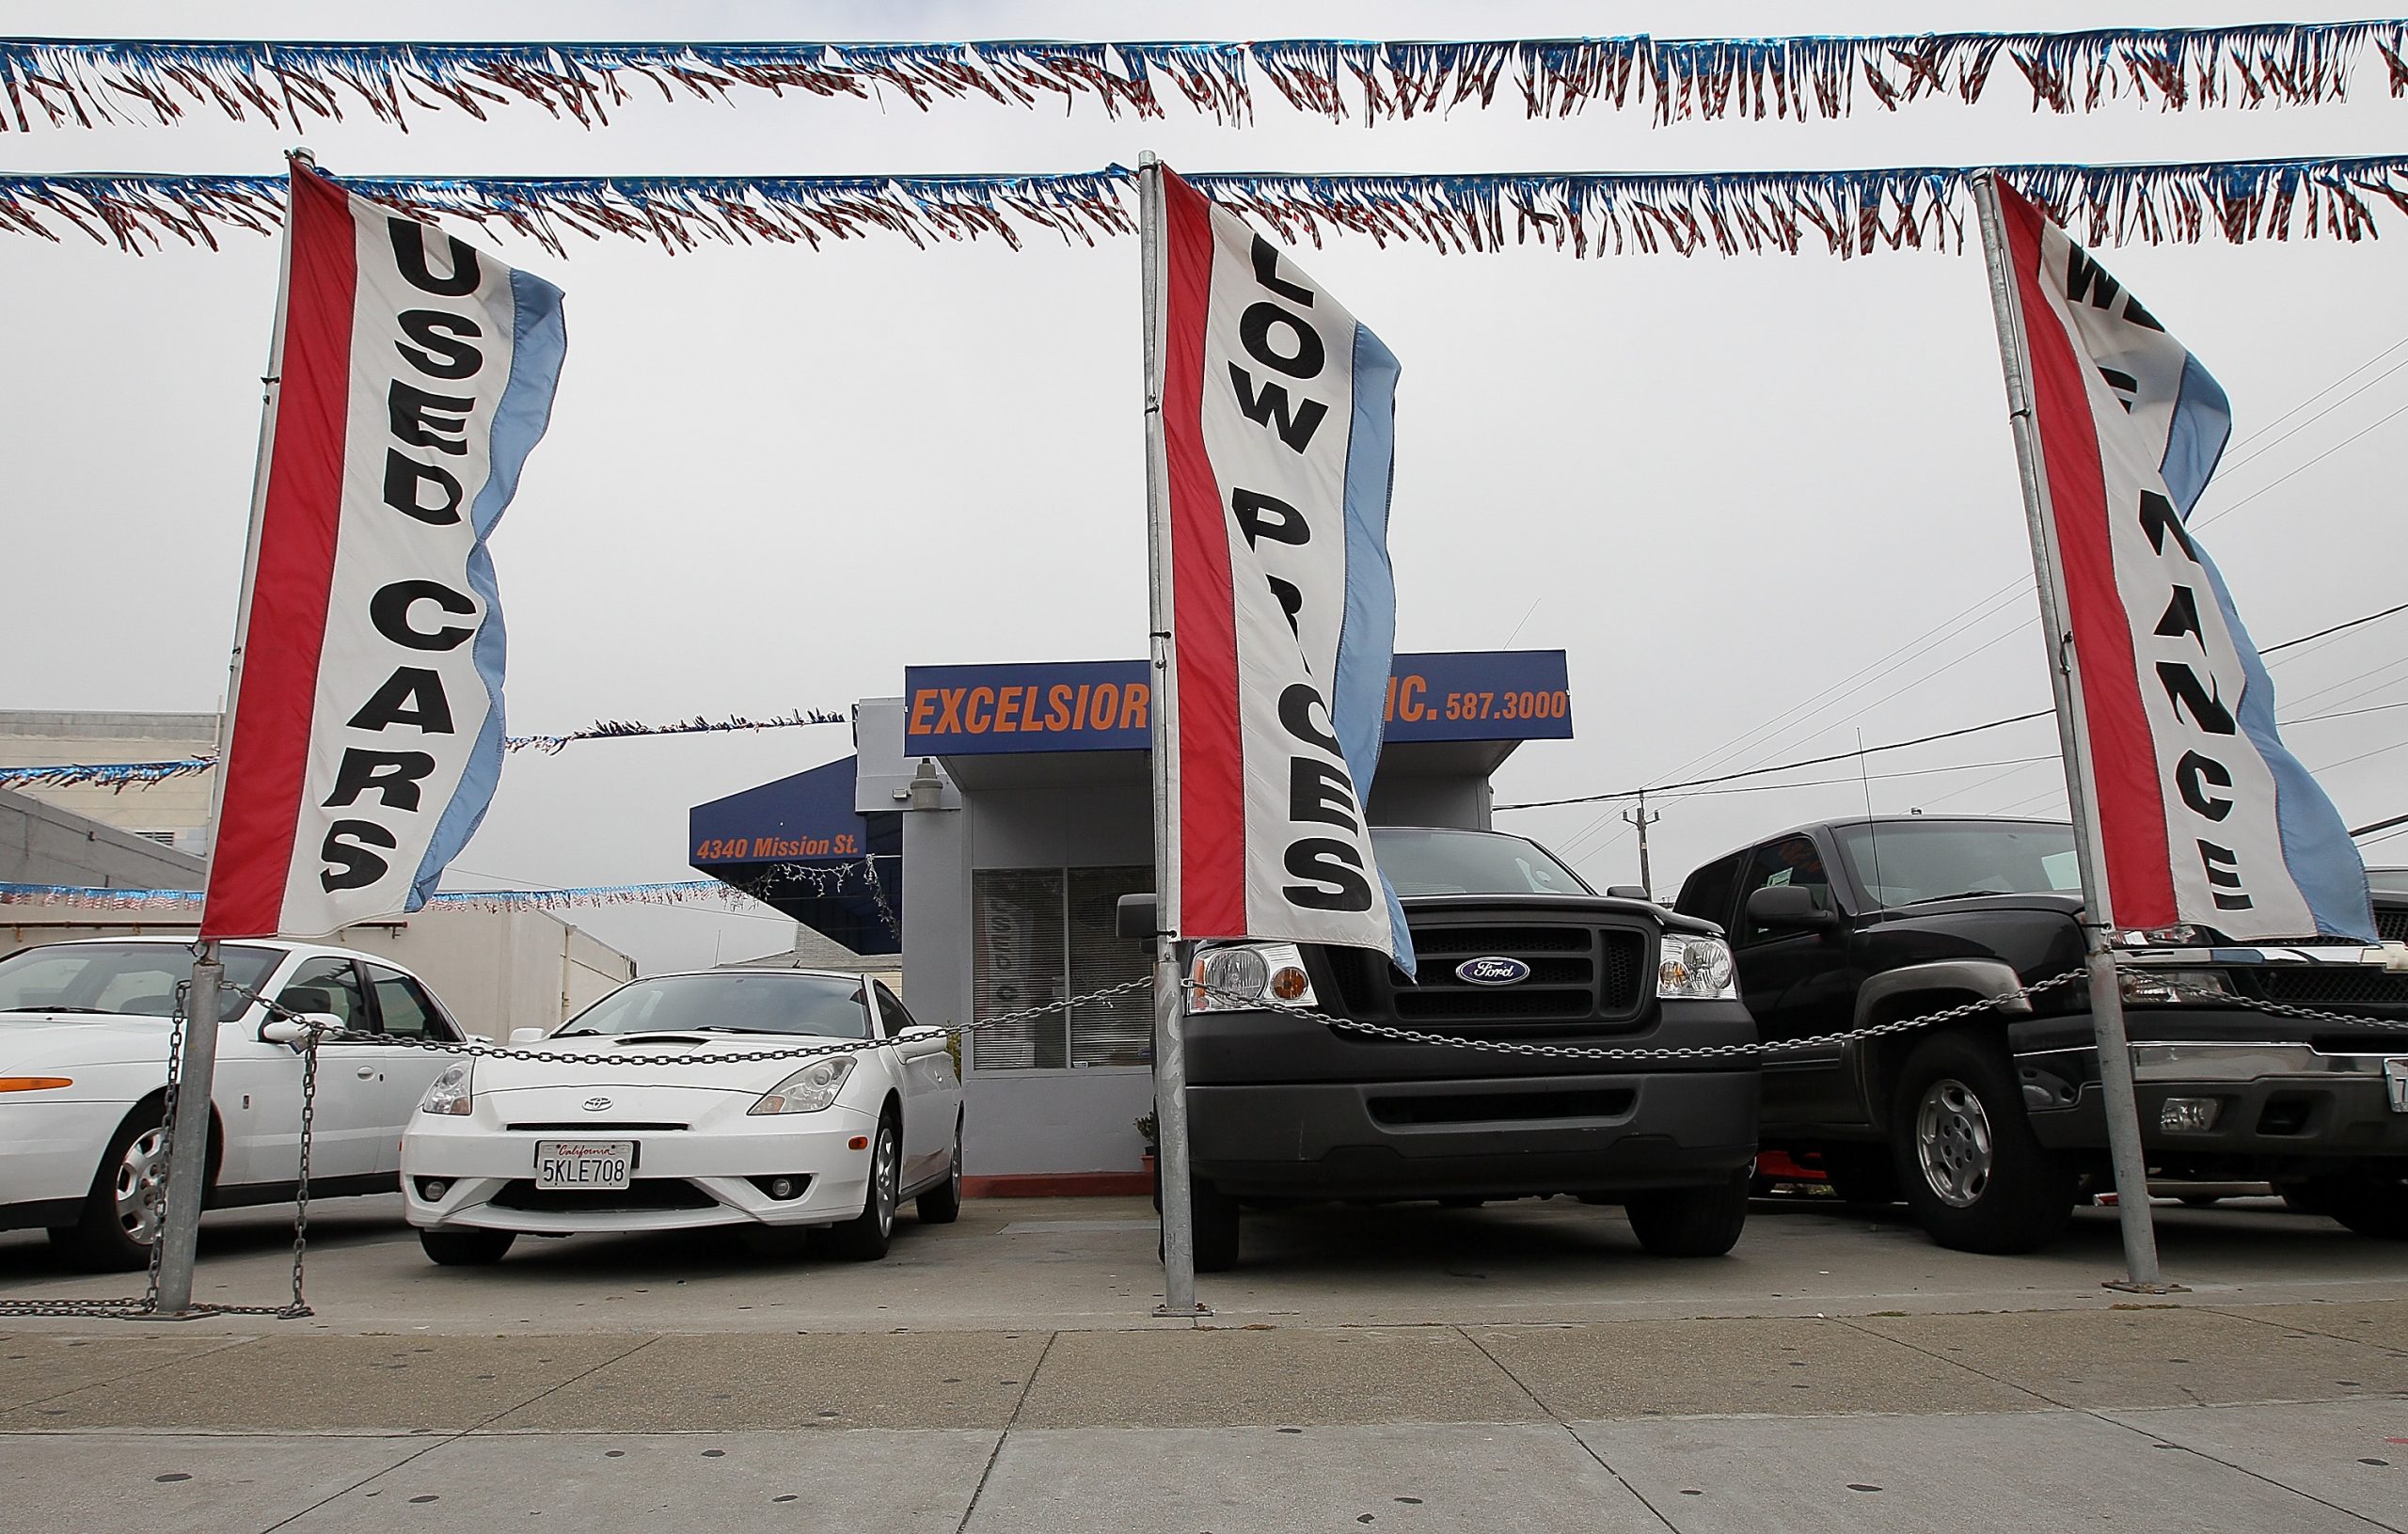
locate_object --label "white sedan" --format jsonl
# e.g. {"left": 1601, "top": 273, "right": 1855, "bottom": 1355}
{"left": 0, "top": 936, "right": 469, "bottom": 1270}
{"left": 402, "top": 968, "right": 963, "bottom": 1265}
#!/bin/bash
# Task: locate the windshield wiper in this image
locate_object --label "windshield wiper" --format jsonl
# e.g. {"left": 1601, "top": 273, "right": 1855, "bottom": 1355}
{"left": 1902, "top": 889, "right": 2016, "bottom": 906}
{"left": 0, "top": 1005, "right": 114, "bottom": 1014}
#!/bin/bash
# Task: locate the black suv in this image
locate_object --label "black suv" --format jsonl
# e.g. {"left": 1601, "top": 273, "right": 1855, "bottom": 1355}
{"left": 1674, "top": 815, "right": 2408, "bottom": 1253}
{"left": 1147, "top": 826, "right": 1759, "bottom": 1271}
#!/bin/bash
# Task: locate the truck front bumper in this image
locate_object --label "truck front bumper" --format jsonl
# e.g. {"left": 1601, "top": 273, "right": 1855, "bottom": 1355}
{"left": 1186, "top": 1067, "right": 1759, "bottom": 1200}
{"left": 2019, "top": 1037, "right": 2408, "bottom": 1162}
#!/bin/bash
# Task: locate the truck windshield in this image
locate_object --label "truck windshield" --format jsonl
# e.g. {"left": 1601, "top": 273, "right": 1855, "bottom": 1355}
{"left": 556, "top": 972, "right": 873, "bottom": 1038}
{"left": 1371, "top": 828, "right": 1592, "bottom": 897}
{"left": 1834, "top": 821, "right": 2082, "bottom": 908}
{"left": 0, "top": 942, "right": 280, "bottom": 1020}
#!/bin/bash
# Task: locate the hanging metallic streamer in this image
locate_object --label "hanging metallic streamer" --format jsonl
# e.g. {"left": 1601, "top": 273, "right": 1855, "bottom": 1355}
{"left": 5, "top": 157, "right": 2406, "bottom": 257}
{"left": 0, "top": 24, "right": 2400, "bottom": 131}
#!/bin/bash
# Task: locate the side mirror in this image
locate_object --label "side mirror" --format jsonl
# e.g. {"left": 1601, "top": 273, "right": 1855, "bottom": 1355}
{"left": 1745, "top": 884, "right": 1838, "bottom": 932}
{"left": 1116, "top": 893, "right": 1159, "bottom": 941}
{"left": 1605, "top": 884, "right": 1651, "bottom": 900}
{"left": 509, "top": 1027, "right": 547, "bottom": 1044}
{"left": 261, "top": 1012, "right": 342, "bottom": 1049}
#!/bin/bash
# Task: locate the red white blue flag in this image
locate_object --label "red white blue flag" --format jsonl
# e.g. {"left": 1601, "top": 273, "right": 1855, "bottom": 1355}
{"left": 201, "top": 158, "right": 565, "bottom": 940}
{"left": 1988, "top": 182, "right": 2373, "bottom": 942}
{"left": 1150, "top": 164, "right": 1414, "bottom": 973}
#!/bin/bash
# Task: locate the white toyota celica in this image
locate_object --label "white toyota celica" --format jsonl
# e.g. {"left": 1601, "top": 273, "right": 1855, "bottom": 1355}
{"left": 403, "top": 968, "right": 963, "bottom": 1265}
{"left": 0, "top": 936, "right": 468, "bottom": 1271}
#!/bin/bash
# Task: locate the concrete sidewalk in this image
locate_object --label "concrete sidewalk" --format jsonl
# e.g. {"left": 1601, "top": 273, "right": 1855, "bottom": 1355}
{"left": 4, "top": 1303, "right": 2403, "bottom": 1531}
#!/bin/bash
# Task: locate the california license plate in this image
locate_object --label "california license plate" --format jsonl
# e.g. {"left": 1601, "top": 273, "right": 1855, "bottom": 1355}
{"left": 2385, "top": 1060, "right": 2408, "bottom": 1115}
{"left": 534, "top": 1139, "right": 633, "bottom": 1190}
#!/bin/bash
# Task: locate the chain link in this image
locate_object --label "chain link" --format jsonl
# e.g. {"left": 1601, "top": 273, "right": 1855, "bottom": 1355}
{"left": 1186, "top": 970, "right": 2089, "bottom": 1063}
{"left": 8, "top": 959, "right": 2401, "bottom": 1325}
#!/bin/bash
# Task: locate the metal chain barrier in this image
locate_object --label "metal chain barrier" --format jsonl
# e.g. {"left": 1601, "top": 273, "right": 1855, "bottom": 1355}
{"left": 1187, "top": 970, "right": 2089, "bottom": 1062}
{"left": 7, "top": 958, "right": 2398, "bottom": 1324}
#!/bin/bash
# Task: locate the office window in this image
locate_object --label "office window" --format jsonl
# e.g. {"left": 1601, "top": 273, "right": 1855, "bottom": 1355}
{"left": 972, "top": 865, "right": 1150, "bottom": 1070}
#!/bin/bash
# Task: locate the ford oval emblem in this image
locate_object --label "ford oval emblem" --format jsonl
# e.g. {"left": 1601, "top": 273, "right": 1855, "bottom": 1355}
{"left": 582, "top": 1097, "right": 612, "bottom": 1112}
{"left": 1455, "top": 957, "right": 1530, "bottom": 987}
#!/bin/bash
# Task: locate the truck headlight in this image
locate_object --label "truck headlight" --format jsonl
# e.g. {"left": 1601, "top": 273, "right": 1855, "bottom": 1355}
{"left": 1658, "top": 934, "right": 1738, "bottom": 1000}
{"left": 419, "top": 1062, "right": 473, "bottom": 1116}
{"left": 750, "top": 1056, "right": 855, "bottom": 1115}
{"left": 2119, "top": 968, "right": 2233, "bottom": 1004}
{"left": 1190, "top": 942, "right": 1317, "bottom": 1012}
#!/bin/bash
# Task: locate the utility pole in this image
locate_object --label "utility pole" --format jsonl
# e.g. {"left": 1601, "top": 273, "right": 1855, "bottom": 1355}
{"left": 1623, "top": 790, "right": 1661, "bottom": 899}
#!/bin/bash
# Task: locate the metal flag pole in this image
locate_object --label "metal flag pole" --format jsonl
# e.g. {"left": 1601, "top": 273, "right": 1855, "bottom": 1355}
{"left": 158, "top": 147, "right": 311, "bottom": 1313}
{"left": 1970, "top": 172, "right": 2167, "bottom": 1292}
{"left": 1138, "top": 151, "right": 1204, "bottom": 1320}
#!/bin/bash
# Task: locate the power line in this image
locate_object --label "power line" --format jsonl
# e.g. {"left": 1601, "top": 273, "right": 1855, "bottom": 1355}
{"left": 1502, "top": 599, "right": 2408, "bottom": 814}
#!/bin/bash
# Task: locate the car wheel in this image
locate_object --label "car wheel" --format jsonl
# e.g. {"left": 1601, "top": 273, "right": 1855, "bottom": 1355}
{"left": 1623, "top": 1168, "right": 1751, "bottom": 1257}
{"left": 51, "top": 1099, "right": 176, "bottom": 1273}
{"left": 917, "top": 1117, "right": 964, "bottom": 1225}
{"left": 826, "top": 1115, "right": 900, "bottom": 1261}
{"left": 419, "top": 1227, "right": 515, "bottom": 1266}
{"left": 1820, "top": 1144, "right": 1901, "bottom": 1207}
{"left": 2324, "top": 1163, "right": 2408, "bottom": 1240}
{"left": 1891, "top": 1034, "right": 2076, "bottom": 1255}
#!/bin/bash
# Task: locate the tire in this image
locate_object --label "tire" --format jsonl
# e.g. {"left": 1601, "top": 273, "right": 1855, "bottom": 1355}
{"left": 1891, "top": 1034, "right": 2077, "bottom": 1255}
{"left": 2324, "top": 1164, "right": 2408, "bottom": 1240}
{"left": 825, "top": 1115, "right": 900, "bottom": 1261}
{"left": 1190, "top": 1177, "right": 1241, "bottom": 1273}
{"left": 51, "top": 1099, "right": 176, "bottom": 1273}
{"left": 1820, "top": 1144, "right": 1901, "bottom": 1207}
{"left": 419, "top": 1227, "right": 515, "bottom": 1266}
{"left": 916, "top": 1117, "right": 964, "bottom": 1225}
{"left": 1623, "top": 1169, "right": 1751, "bottom": 1257}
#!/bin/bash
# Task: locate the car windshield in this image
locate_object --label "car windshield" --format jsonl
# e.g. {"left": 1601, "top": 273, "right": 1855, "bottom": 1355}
{"left": 1370, "top": 828, "right": 1592, "bottom": 897}
{"left": 1834, "top": 821, "right": 2083, "bottom": 908}
{"left": 0, "top": 942, "right": 281, "bottom": 1020}
{"left": 555, "top": 973, "right": 873, "bottom": 1038}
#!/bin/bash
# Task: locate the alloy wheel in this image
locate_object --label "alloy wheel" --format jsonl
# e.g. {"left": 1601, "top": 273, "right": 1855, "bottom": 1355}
{"left": 873, "top": 1126, "right": 899, "bottom": 1236}
{"left": 113, "top": 1126, "right": 171, "bottom": 1243}
{"left": 1914, "top": 1078, "right": 1993, "bottom": 1209}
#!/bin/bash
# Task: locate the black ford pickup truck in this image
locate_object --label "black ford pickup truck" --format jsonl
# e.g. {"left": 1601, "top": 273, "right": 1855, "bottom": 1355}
{"left": 1674, "top": 814, "right": 2408, "bottom": 1254}
{"left": 1145, "top": 826, "right": 1759, "bottom": 1271}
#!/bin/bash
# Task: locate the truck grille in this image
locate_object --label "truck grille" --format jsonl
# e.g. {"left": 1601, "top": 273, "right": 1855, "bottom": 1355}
{"left": 2375, "top": 908, "right": 2408, "bottom": 942}
{"left": 2246, "top": 968, "right": 2408, "bottom": 1007}
{"left": 1323, "top": 918, "right": 1649, "bottom": 1031}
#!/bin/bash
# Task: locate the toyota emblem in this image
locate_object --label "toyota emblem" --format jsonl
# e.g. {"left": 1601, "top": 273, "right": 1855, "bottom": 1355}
{"left": 582, "top": 1097, "right": 612, "bottom": 1112}
{"left": 1455, "top": 957, "right": 1531, "bottom": 987}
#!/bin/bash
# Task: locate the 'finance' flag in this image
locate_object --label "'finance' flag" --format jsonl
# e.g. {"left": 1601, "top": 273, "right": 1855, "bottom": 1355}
{"left": 1149, "top": 164, "right": 1415, "bottom": 973}
{"left": 1985, "top": 180, "right": 2372, "bottom": 941}
{"left": 201, "top": 156, "right": 566, "bottom": 940}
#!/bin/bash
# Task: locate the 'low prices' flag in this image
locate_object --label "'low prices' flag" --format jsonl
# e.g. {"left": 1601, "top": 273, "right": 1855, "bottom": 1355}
{"left": 201, "top": 156, "right": 566, "bottom": 940}
{"left": 1982, "top": 178, "right": 2373, "bottom": 942}
{"left": 1148, "top": 163, "right": 1415, "bottom": 973}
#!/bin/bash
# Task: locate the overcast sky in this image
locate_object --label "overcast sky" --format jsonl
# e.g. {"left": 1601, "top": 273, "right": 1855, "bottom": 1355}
{"left": 7, "top": 1, "right": 2407, "bottom": 972}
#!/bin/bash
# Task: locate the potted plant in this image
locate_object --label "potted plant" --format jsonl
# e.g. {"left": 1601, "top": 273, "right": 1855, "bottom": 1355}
{"left": 1134, "top": 1110, "right": 1158, "bottom": 1180}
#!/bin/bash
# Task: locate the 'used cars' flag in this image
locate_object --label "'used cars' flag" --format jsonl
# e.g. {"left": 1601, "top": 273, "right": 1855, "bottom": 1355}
{"left": 1985, "top": 180, "right": 2373, "bottom": 941}
{"left": 201, "top": 156, "right": 566, "bottom": 940}
{"left": 1149, "top": 164, "right": 1415, "bottom": 973}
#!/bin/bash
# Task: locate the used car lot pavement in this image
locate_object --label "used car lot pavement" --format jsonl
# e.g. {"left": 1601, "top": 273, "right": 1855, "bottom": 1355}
{"left": 2, "top": 1194, "right": 2401, "bottom": 1531}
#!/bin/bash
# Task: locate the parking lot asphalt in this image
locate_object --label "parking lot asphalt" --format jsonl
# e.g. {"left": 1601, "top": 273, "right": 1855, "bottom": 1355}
{"left": 3, "top": 1194, "right": 2403, "bottom": 1531}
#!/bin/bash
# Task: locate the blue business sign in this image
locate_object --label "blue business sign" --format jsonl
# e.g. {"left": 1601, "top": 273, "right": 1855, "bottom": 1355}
{"left": 904, "top": 650, "right": 1570, "bottom": 756}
